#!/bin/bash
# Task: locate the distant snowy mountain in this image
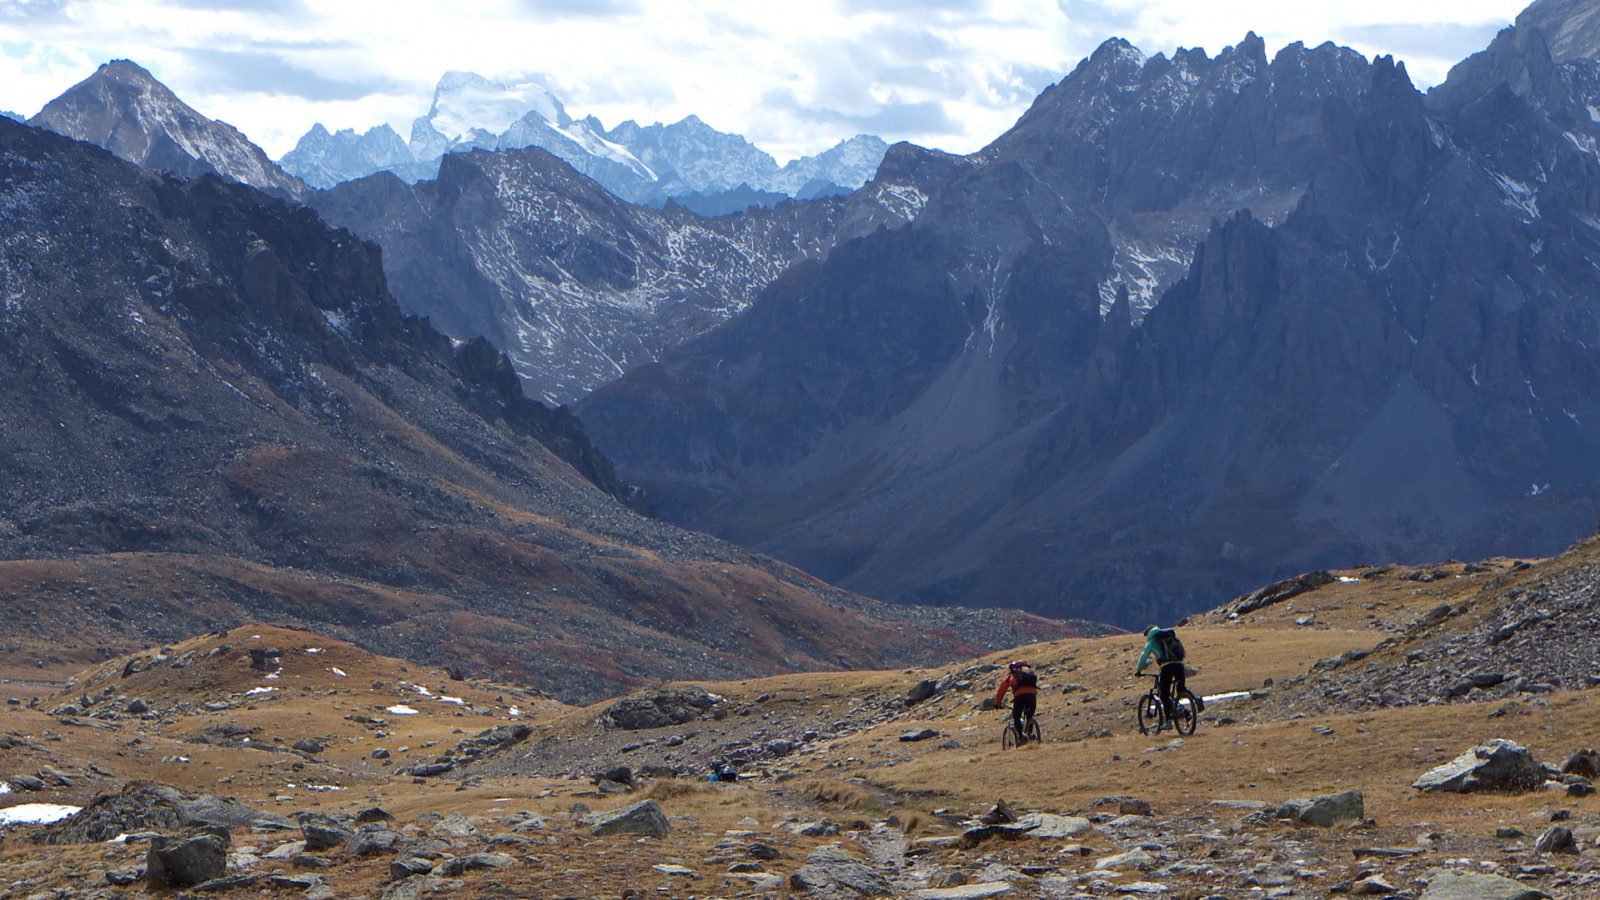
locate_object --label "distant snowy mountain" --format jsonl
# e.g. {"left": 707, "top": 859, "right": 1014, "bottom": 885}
{"left": 30, "top": 60, "right": 308, "bottom": 201}
{"left": 279, "top": 122, "right": 430, "bottom": 189}
{"left": 277, "top": 72, "right": 888, "bottom": 205}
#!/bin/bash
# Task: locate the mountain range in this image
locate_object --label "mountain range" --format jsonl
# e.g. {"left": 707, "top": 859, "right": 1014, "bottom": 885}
{"left": 578, "top": 3, "right": 1600, "bottom": 628}
{"left": 9, "top": 0, "right": 1600, "bottom": 641}
{"left": 0, "top": 114, "right": 1083, "bottom": 702}
{"left": 277, "top": 71, "right": 889, "bottom": 206}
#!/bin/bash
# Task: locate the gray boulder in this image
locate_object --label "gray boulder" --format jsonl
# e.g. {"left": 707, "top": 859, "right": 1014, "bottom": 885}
{"left": 297, "top": 812, "right": 353, "bottom": 851}
{"left": 32, "top": 781, "right": 264, "bottom": 844}
{"left": 1562, "top": 748, "right": 1600, "bottom": 778}
{"left": 1420, "top": 869, "right": 1550, "bottom": 900}
{"left": 146, "top": 826, "right": 229, "bottom": 887}
{"left": 1413, "top": 740, "right": 1544, "bottom": 793}
{"left": 432, "top": 852, "right": 514, "bottom": 875}
{"left": 602, "top": 687, "right": 721, "bottom": 730}
{"left": 1533, "top": 825, "right": 1578, "bottom": 854}
{"left": 346, "top": 823, "right": 400, "bottom": 856}
{"left": 789, "top": 845, "right": 893, "bottom": 896}
{"left": 900, "top": 728, "right": 940, "bottom": 742}
{"left": 1278, "top": 789, "right": 1364, "bottom": 827}
{"left": 589, "top": 799, "right": 671, "bottom": 837}
{"left": 906, "top": 679, "right": 939, "bottom": 705}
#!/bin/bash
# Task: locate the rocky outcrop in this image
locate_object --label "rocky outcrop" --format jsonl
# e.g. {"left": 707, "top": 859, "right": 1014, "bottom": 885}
{"left": 146, "top": 826, "right": 229, "bottom": 888}
{"left": 602, "top": 687, "right": 722, "bottom": 730}
{"left": 30, "top": 782, "right": 264, "bottom": 845}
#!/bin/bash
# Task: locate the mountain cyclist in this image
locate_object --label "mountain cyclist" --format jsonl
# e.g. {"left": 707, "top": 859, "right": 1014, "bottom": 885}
{"left": 993, "top": 660, "right": 1039, "bottom": 743}
{"left": 1135, "top": 625, "right": 1190, "bottom": 726}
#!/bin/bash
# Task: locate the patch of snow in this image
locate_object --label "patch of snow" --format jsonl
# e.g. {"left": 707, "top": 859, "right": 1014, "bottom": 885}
{"left": 0, "top": 782, "right": 9, "bottom": 795}
{"left": 303, "top": 784, "right": 343, "bottom": 792}
{"left": 508, "top": 707, "right": 521, "bottom": 717}
{"left": 1202, "top": 691, "right": 1251, "bottom": 703}
{"left": 1530, "top": 483, "right": 1551, "bottom": 497}
{"left": 387, "top": 705, "right": 420, "bottom": 715}
{"left": 1490, "top": 171, "right": 1540, "bottom": 220}
{"left": 0, "top": 804, "right": 81, "bottom": 827}
{"left": 264, "top": 672, "right": 280, "bottom": 680}
{"left": 1337, "top": 576, "right": 1360, "bottom": 583}
{"left": 439, "top": 696, "right": 465, "bottom": 705}
{"left": 330, "top": 667, "right": 347, "bottom": 678}
{"left": 306, "top": 648, "right": 323, "bottom": 654}
{"left": 412, "top": 685, "right": 433, "bottom": 697}
{"left": 245, "top": 687, "right": 277, "bottom": 696}
{"left": 1470, "top": 364, "right": 1480, "bottom": 387}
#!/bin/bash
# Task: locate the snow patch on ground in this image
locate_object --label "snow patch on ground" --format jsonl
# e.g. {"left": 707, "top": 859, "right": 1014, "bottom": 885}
{"left": 0, "top": 804, "right": 81, "bottom": 827}
{"left": 330, "top": 667, "right": 347, "bottom": 677}
{"left": 246, "top": 687, "right": 277, "bottom": 696}
{"left": 387, "top": 705, "right": 420, "bottom": 715}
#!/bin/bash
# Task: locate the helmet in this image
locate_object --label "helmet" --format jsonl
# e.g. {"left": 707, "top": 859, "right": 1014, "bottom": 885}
{"left": 1009, "top": 660, "right": 1028, "bottom": 670}
{"left": 1145, "top": 625, "right": 1159, "bottom": 636}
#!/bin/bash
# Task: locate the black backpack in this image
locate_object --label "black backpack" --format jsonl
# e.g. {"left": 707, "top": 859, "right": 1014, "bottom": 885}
{"left": 1152, "top": 628, "right": 1185, "bottom": 663}
{"left": 1012, "top": 667, "right": 1037, "bottom": 688}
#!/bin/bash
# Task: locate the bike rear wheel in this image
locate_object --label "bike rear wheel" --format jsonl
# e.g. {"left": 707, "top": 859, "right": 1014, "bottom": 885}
{"left": 1025, "top": 718, "right": 1042, "bottom": 744}
{"left": 1002, "top": 724, "right": 1019, "bottom": 750}
{"left": 1173, "top": 691, "right": 1199, "bottom": 736}
{"left": 1137, "top": 693, "right": 1161, "bottom": 735}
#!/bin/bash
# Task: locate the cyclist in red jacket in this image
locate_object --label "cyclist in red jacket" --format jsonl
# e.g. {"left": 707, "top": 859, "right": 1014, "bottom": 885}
{"left": 993, "top": 660, "right": 1039, "bottom": 742}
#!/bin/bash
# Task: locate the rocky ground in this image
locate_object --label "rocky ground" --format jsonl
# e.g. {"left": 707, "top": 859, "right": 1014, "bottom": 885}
{"left": 3, "top": 545, "right": 1600, "bottom": 898}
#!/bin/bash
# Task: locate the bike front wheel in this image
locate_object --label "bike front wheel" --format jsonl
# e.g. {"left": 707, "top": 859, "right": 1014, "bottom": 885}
{"left": 1137, "top": 694, "right": 1161, "bottom": 735}
{"left": 1173, "top": 691, "right": 1199, "bottom": 736}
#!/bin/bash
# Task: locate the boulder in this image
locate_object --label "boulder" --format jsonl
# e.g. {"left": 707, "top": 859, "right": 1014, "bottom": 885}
{"left": 432, "top": 852, "right": 514, "bottom": 876}
{"left": 905, "top": 679, "right": 939, "bottom": 705}
{"left": 900, "top": 728, "right": 940, "bottom": 742}
{"left": 449, "top": 724, "right": 532, "bottom": 762}
{"left": 1533, "top": 825, "right": 1578, "bottom": 854}
{"left": 602, "top": 687, "right": 721, "bottom": 730}
{"left": 297, "top": 812, "right": 353, "bottom": 851}
{"left": 31, "top": 781, "right": 265, "bottom": 845}
{"left": 346, "top": 823, "right": 400, "bottom": 856}
{"left": 589, "top": 799, "right": 671, "bottom": 837}
{"left": 789, "top": 845, "right": 893, "bottom": 896}
{"left": 1093, "top": 848, "right": 1156, "bottom": 871}
{"left": 292, "top": 738, "right": 326, "bottom": 754}
{"left": 1562, "top": 748, "right": 1600, "bottom": 778}
{"left": 1278, "top": 789, "right": 1364, "bottom": 827}
{"left": 1419, "top": 869, "right": 1550, "bottom": 900}
{"left": 1013, "top": 813, "right": 1092, "bottom": 838}
{"left": 146, "top": 826, "right": 229, "bottom": 887}
{"left": 1413, "top": 740, "right": 1543, "bottom": 793}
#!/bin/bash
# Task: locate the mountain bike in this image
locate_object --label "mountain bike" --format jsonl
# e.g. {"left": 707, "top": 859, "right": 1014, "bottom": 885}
{"left": 999, "top": 705, "right": 1042, "bottom": 749}
{"left": 1136, "top": 672, "right": 1198, "bottom": 736}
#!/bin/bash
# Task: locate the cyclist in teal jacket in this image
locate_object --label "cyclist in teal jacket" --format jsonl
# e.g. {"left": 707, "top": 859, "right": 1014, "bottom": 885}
{"left": 1135, "top": 625, "right": 1187, "bottom": 722}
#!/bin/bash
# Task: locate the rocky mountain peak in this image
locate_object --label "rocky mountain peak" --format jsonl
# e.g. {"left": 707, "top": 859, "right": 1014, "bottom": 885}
{"left": 1515, "top": 0, "right": 1600, "bottom": 62}
{"left": 29, "top": 58, "right": 307, "bottom": 201}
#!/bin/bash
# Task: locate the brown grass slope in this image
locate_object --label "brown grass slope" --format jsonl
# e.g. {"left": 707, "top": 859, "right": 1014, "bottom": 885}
{"left": 6, "top": 543, "right": 1597, "bottom": 896}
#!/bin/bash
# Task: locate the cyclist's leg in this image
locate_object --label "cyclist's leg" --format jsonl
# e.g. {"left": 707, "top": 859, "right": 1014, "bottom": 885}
{"left": 1015, "top": 694, "right": 1036, "bottom": 741}
{"left": 1157, "top": 664, "right": 1177, "bottom": 717}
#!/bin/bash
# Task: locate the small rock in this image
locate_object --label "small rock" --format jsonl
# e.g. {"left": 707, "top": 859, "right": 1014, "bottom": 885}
{"left": 901, "top": 728, "right": 940, "bottom": 742}
{"left": 432, "top": 852, "right": 514, "bottom": 876}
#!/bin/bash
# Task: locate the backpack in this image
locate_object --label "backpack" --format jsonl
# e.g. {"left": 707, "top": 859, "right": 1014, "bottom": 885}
{"left": 1012, "top": 667, "right": 1038, "bottom": 689}
{"left": 1152, "top": 628, "right": 1185, "bottom": 663}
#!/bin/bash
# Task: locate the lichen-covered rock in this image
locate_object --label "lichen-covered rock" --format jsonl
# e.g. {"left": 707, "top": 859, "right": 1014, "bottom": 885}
{"left": 589, "top": 799, "right": 671, "bottom": 837}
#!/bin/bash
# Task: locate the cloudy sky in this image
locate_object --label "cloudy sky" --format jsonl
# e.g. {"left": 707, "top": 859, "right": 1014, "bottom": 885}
{"left": 0, "top": 0, "right": 1531, "bottom": 162}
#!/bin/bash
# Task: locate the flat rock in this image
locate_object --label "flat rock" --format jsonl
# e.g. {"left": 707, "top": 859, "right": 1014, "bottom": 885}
{"left": 790, "top": 845, "right": 894, "bottom": 896}
{"left": 910, "top": 882, "right": 1013, "bottom": 899}
{"left": 1093, "top": 848, "right": 1156, "bottom": 872}
{"left": 589, "top": 799, "right": 671, "bottom": 837}
{"left": 1419, "top": 869, "right": 1551, "bottom": 900}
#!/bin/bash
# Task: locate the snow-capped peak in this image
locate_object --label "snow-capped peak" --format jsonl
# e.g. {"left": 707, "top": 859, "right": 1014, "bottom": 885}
{"left": 427, "top": 71, "right": 568, "bottom": 143}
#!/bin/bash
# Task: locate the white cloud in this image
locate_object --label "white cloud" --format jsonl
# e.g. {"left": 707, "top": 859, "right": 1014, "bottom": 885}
{"left": 0, "top": 0, "right": 1531, "bottom": 161}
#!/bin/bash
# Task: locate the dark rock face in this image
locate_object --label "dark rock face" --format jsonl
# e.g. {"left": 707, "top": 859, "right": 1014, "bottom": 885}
{"left": 580, "top": 25, "right": 1600, "bottom": 627}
